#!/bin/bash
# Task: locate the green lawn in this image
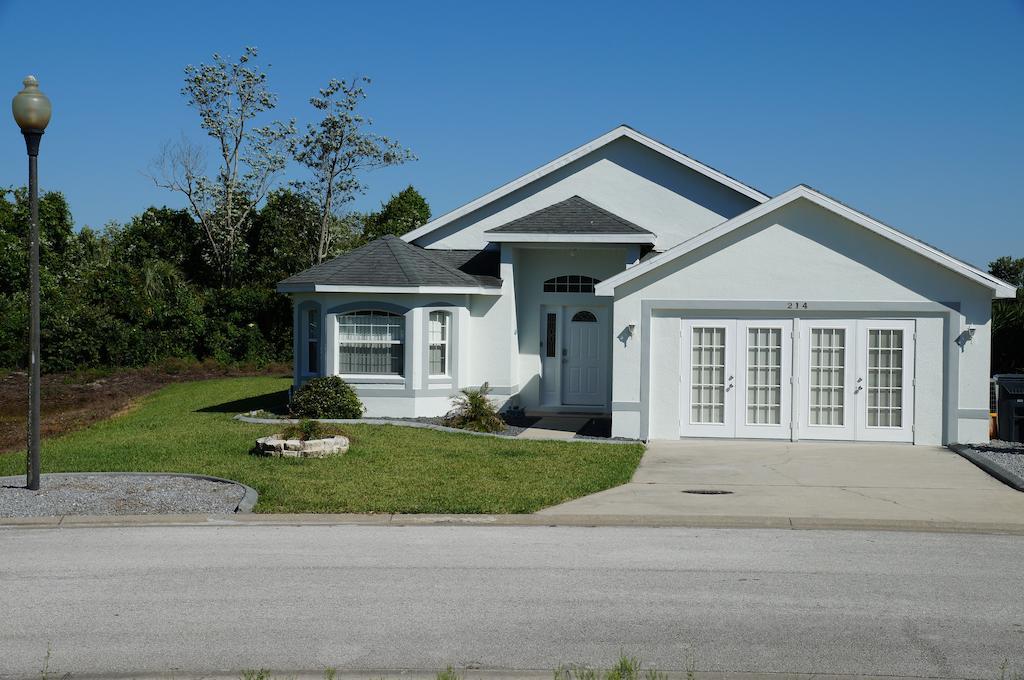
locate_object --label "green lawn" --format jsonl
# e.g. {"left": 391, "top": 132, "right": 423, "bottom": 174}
{"left": 0, "top": 376, "right": 644, "bottom": 513}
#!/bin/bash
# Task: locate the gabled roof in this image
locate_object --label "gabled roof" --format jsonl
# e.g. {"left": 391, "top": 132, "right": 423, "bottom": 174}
{"left": 485, "top": 196, "right": 653, "bottom": 235}
{"left": 402, "top": 125, "right": 770, "bottom": 244}
{"left": 595, "top": 185, "right": 1016, "bottom": 298}
{"left": 277, "top": 235, "right": 502, "bottom": 293}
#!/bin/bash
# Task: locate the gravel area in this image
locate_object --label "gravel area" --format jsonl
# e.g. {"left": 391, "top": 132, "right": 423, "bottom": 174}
{"left": 0, "top": 474, "right": 247, "bottom": 517}
{"left": 957, "top": 441, "right": 1024, "bottom": 487}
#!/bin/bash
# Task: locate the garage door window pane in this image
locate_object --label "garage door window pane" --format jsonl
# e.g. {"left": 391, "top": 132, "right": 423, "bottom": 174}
{"left": 867, "top": 329, "right": 903, "bottom": 428}
{"left": 809, "top": 328, "right": 845, "bottom": 426}
{"left": 692, "top": 327, "right": 726, "bottom": 424}
{"left": 746, "top": 327, "right": 782, "bottom": 425}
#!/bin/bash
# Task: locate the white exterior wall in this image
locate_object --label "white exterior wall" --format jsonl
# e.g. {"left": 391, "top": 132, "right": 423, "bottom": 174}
{"left": 411, "top": 138, "right": 759, "bottom": 252}
{"left": 610, "top": 199, "right": 994, "bottom": 445}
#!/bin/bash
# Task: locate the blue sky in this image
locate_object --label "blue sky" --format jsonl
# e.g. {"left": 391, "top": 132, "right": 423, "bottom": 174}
{"left": 0, "top": 0, "right": 1021, "bottom": 268}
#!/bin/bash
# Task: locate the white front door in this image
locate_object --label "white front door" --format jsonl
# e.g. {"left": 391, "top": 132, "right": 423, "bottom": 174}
{"left": 681, "top": 320, "right": 738, "bottom": 437}
{"left": 735, "top": 321, "right": 793, "bottom": 439}
{"left": 798, "top": 321, "right": 857, "bottom": 441}
{"left": 854, "top": 320, "right": 915, "bottom": 443}
{"left": 562, "top": 307, "right": 607, "bottom": 406}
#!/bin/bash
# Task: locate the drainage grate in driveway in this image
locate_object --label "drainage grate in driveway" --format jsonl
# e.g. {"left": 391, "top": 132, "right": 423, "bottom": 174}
{"left": 681, "top": 489, "right": 733, "bottom": 495}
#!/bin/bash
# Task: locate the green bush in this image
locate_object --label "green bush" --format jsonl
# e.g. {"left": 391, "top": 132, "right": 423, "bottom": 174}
{"left": 289, "top": 376, "right": 365, "bottom": 419}
{"left": 444, "top": 382, "right": 506, "bottom": 432}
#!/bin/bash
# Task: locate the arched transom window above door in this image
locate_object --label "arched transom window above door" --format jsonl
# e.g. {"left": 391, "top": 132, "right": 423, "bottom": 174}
{"left": 571, "top": 310, "right": 598, "bottom": 323}
{"left": 543, "top": 275, "right": 601, "bottom": 293}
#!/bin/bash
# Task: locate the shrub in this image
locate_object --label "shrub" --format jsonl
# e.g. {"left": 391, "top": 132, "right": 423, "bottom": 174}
{"left": 280, "top": 420, "right": 346, "bottom": 441}
{"left": 290, "top": 376, "right": 364, "bottom": 419}
{"left": 444, "top": 382, "right": 506, "bottom": 433}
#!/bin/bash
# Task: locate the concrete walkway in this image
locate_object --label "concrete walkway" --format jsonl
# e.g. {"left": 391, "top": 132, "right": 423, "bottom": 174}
{"left": 517, "top": 416, "right": 590, "bottom": 440}
{"left": 538, "top": 439, "right": 1024, "bottom": 527}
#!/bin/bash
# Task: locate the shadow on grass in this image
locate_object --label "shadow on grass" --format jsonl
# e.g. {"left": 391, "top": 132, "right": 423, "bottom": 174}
{"left": 197, "top": 389, "right": 289, "bottom": 415}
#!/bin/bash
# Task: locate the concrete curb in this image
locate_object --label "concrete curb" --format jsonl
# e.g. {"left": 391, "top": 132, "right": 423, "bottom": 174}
{"left": 44, "top": 670, "right": 972, "bottom": 680}
{"left": 3, "top": 510, "right": 1023, "bottom": 535}
{"left": 234, "top": 413, "right": 643, "bottom": 445}
{"left": 0, "top": 471, "right": 258, "bottom": 514}
{"left": 948, "top": 443, "right": 1024, "bottom": 492}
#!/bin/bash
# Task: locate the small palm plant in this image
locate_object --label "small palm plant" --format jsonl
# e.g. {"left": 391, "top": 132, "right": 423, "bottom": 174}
{"left": 444, "top": 382, "right": 506, "bottom": 433}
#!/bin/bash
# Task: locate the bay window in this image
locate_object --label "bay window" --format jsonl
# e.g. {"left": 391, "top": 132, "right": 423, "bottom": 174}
{"left": 337, "top": 311, "right": 405, "bottom": 376}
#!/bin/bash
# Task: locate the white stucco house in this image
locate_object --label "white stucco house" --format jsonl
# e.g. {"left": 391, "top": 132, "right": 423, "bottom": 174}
{"left": 278, "top": 125, "right": 1014, "bottom": 445}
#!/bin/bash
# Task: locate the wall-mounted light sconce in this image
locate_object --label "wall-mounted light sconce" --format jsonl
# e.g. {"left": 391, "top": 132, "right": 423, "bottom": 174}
{"left": 955, "top": 326, "right": 976, "bottom": 352}
{"left": 617, "top": 323, "right": 636, "bottom": 347}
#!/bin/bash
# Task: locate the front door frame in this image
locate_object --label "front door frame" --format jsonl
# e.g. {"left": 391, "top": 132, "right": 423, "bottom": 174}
{"left": 539, "top": 303, "right": 611, "bottom": 410}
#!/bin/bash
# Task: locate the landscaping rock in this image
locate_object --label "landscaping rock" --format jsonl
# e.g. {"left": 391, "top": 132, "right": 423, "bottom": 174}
{"left": 0, "top": 473, "right": 248, "bottom": 517}
{"left": 254, "top": 434, "right": 349, "bottom": 459}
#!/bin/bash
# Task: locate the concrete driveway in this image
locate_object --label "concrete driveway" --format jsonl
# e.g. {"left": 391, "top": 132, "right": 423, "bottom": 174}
{"left": 539, "top": 439, "right": 1024, "bottom": 530}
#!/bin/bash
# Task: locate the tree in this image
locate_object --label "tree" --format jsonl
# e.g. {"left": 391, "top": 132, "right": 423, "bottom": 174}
{"left": 116, "top": 207, "right": 209, "bottom": 284}
{"left": 989, "top": 256, "right": 1024, "bottom": 374}
{"left": 361, "top": 185, "right": 431, "bottom": 242}
{"left": 151, "top": 47, "right": 293, "bottom": 287}
{"left": 292, "top": 77, "right": 415, "bottom": 265}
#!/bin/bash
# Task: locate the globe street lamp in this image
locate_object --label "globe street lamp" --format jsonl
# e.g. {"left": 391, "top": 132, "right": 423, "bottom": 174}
{"left": 11, "top": 75, "right": 51, "bottom": 491}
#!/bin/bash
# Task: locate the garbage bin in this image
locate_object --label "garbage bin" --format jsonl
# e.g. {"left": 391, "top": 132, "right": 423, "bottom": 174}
{"left": 993, "top": 374, "right": 1024, "bottom": 442}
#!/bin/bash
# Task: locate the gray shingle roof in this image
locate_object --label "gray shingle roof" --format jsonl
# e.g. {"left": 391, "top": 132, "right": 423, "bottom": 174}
{"left": 278, "top": 236, "right": 502, "bottom": 289}
{"left": 484, "top": 196, "right": 653, "bottom": 235}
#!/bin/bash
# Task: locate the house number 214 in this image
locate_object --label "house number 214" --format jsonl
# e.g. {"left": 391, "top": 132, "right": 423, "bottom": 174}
{"left": 786, "top": 302, "right": 808, "bottom": 309}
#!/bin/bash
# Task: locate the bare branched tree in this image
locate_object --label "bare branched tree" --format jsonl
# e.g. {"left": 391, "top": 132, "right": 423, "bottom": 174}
{"left": 150, "top": 47, "right": 294, "bottom": 286}
{"left": 292, "top": 77, "right": 415, "bottom": 264}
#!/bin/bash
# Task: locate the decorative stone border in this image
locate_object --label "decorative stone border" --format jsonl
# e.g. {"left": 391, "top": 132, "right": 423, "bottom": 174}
{"left": 254, "top": 434, "right": 350, "bottom": 459}
{"left": 234, "top": 412, "right": 643, "bottom": 445}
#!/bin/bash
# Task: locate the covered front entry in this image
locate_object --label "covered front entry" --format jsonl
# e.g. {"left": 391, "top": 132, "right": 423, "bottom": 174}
{"left": 680, "top": 318, "right": 915, "bottom": 442}
{"left": 540, "top": 305, "right": 610, "bottom": 409}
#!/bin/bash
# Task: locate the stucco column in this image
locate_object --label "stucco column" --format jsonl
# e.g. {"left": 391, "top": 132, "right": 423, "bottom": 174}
{"left": 500, "top": 245, "right": 519, "bottom": 394}
{"left": 323, "top": 309, "right": 338, "bottom": 377}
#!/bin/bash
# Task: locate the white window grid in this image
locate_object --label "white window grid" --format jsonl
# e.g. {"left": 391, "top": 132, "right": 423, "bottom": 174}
{"left": 809, "top": 328, "right": 846, "bottom": 426}
{"left": 691, "top": 326, "right": 726, "bottom": 424}
{"left": 746, "top": 327, "right": 782, "bottom": 425}
{"left": 867, "top": 329, "right": 904, "bottom": 427}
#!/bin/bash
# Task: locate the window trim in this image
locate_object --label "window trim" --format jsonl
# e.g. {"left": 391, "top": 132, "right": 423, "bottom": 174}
{"left": 428, "top": 310, "right": 452, "bottom": 378}
{"left": 336, "top": 309, "right": 407, "bottom": 377}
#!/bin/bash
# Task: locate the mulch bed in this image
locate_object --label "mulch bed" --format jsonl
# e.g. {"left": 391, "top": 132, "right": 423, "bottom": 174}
{"left": 0, "top": 362, "right": 290, "bottom": 453}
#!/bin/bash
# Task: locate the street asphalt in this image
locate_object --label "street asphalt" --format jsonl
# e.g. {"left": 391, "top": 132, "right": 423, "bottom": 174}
{"left": 1, "top": 524, "right": 1022, "bottom": 679}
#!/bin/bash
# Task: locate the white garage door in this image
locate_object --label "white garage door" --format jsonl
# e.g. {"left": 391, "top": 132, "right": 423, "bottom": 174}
{"left": 680, "top": 318, "right": 915, "bottom": 442}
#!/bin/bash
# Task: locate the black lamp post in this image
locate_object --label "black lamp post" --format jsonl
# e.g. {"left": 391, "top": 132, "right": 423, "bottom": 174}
{"left": 11, "top": 76, "right": 51, "bottom": 491}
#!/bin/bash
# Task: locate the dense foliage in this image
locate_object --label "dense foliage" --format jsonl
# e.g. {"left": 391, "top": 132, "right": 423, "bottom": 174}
{"left": 990, "top": 256, "right": 1024, "bottom": 374}
{"left": 0, "top": 186, "right": 429, "bottom": 372}
{"left": 444, "top": 383, "right": 507, "bottom": 433}
{"left": 289, "top": 376, "right": 365, "bottom": 419}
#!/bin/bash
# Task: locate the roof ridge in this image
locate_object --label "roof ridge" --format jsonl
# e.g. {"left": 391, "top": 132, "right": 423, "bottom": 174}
{"left": 382, "top": 237, "right": 417, "bottom": 285}
{"left": 386, "top": 235, "right": 477, "bottom": 285}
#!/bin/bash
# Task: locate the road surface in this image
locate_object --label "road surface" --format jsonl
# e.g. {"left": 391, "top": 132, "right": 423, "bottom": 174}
{"left": 1, "top": 524, "right": 1022, "bottom": 678}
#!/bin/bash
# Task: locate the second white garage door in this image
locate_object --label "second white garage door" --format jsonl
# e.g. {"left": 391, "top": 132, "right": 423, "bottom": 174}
{"left": 680, "top": 318, "right": 915, "bottom": 442}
